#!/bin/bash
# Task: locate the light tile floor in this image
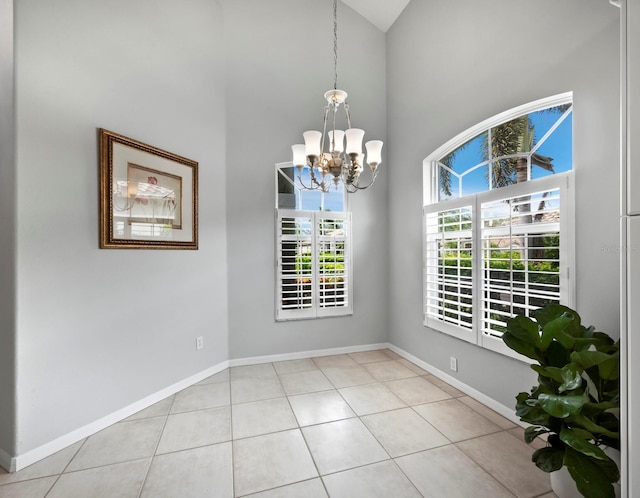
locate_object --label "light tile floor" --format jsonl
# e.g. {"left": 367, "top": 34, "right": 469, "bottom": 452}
{"left": 0, "top": 350, "right": 559, "bottom": 498}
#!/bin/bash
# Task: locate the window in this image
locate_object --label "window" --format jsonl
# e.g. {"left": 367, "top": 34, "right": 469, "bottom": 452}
{"left": 423, "top": 93, "right": 574, "bottom": 358}
{"left": 275, "top": 163, "right": 352, "bottom": 320}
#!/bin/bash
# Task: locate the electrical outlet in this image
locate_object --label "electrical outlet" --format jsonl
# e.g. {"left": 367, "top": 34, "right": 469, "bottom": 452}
{"left": 196, "top": 336, "right": 204, "bottom": 350}
{"left": 450, "top": 356, "right": 458, "bottom": 372}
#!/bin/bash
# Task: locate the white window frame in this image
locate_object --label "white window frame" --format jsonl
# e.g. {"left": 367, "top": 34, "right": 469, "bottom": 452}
{"left": 423, "top": 93, "right": 575, "bottom": 360}
{"left": 275, "top": 162, "right": 353, "bottom": 321}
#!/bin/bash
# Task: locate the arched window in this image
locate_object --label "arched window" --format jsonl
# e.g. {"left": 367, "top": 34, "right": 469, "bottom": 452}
{"left": 423, "top": 93, "right": 575, "bottom": 358}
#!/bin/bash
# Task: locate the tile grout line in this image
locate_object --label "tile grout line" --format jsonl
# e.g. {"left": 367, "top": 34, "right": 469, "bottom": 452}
{"left": 330, "top": 353, "right": 525, "bottom": 497}
{"left": 136, "top": 394, "right": 177, "bottom": 498}
{"left": 452, "top": 432, "right": 548, "bottom": 498}
{"left": 320, "top": 364, "right": 402, "bottom": 494}
{"left": 277, "top": 357, "right": 388, "bottom": 497}
{"left": 234, "top": 477, "right": 324, "bottom": 498}
{"left": 450, "top": 441, "right": 521, "bottom": 498}
{"left": 232, "top": 362, "right": 304, "bottom": 497}
{"left": 294, "top": 358, "right": 429, "bottom": 496}
{"left": 42, "top": 436, "right": 88, "bottom": 497}
{"left": 387, "top": 458, "right": 427, "bottom": 498}
{"left": 228, "top": 375, "right": 236, "bottom": 498}
{"left": 345, "top": 364, "right": 447, "bottom": 498}
{"left": 282, "top": 394, "right": 329, "bottom": 496}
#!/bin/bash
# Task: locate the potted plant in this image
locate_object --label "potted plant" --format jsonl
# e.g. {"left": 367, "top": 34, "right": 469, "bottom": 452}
{"left": 502, "top": 304, "right": 620, "bottom": 498}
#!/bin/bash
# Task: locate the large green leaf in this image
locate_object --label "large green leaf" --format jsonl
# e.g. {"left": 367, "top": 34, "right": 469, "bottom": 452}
{"left": 532, "top": 446, "right": 564, "bottom": 473}
{"left": 540, "top": 314, "right": 574, "bottom": 350}
{"left": 553, "top": 329, "right": 576, "bottom": 350}
{"left": 506, "top": 315, "right": 541, "bottom": 344}
{"left": 591, "top": 332, "right": 616, "bottom": 349}
{"left": 559, "top": 427, "right": 609, "bottom": 460}
{"left": 516, "top": 400, "right": 551, "bottom": 426}
{"left": 565, "top": 427, "right": 595, "bottom": 441}
{"left": 538, "top": 393, "right": 586, "bottom": 418}
{"left": 546, "top": 341, "right": 571, "bottom": 368}
{"left": 571, "top": 351, "right": 619, "bottom": 381}
{"left": 559, "top": 364, "right": 583, "bottom": 393}
{"left": 570, "top": 350, "right": 613, "bottom": 369}
{"left": 503, "top": 333, "right": 542, "bottom": 363}
{"left": 524, "top": 426, "right": 549, "bottom": 444}
{"left": 533, "top": 304, "right": 577, "bottom": 328}
{"left": 571, "top": 337, "right": 604, "bottom": 351}
{"left": 568, "top": 413, "right": 620, "bottom": 439}
{"left": 597, "top": 455, "right": 621, "bottom": 483}
{"left": 594, "top": 412, "right": 621, "bottom": 437}
{"left": 598, "top": 357, "right": 619, "bottom": 381}
{"left": 583, "top": 400, "right": 619, "bottom": 413}
{"left": 564, "top": 447, "right": 618, "bottom": 498}
{"left": 531, "top": 365, "right": 564, "bottom": 384}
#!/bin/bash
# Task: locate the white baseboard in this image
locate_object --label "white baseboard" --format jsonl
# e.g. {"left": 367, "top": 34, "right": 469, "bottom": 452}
{"left": 228, "top": 342, "right": 391, "bottom": 367}
{"left": 386, "top": 344, "right": 523, "bottom": 427}
{"left": 0, "top": 447, "right": 15, "bottom": 473}
{"left": 12, "top": 361, "right": 229, "bottom": 472}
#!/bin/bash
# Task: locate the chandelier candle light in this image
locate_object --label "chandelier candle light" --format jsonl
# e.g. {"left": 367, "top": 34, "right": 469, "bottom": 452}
{"left": 291, "top": 0, "right": 383, "bottom": 193}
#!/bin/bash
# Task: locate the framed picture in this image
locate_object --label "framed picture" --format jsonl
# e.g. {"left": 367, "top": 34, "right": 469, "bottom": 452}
{"left": 99, "top": 128, "right": 198, "bottom": 249}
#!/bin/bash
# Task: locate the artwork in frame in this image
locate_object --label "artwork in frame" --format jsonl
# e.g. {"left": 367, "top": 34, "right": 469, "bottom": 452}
{"left": 99, "top": 128, "right": 198, "bottom": 249}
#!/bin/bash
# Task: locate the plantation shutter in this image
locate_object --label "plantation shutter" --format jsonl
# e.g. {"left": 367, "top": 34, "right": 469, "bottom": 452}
{"left": 276, "top": 211, "right": 315, "bottom": 320}
{"left": 316, "top": 211, "right": 352, "bottom": 317}
{"left": 480, "top": 180, "right": 568, "bottom": 353}
{"left": 424, "top": 198, "right": 476, "bottom": 343}
{"left": 276, "top": 210, "right": 352, "bottom": 320}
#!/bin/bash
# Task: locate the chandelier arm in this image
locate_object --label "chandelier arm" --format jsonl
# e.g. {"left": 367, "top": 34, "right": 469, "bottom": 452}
{"left": 320, "top": 104, "right": 330, "bottom": 157}
{"left": 308, "top": 166, "right": 325, "bottom": 189}
{"left": 297, "top": 168, "right": 329, "bottom": 193}
{"left": 344, "top": 102, "right": 352, "bottom": 130}
{"left": 296, "top": 172, "right": 321, "bottom": 191}
{"left": 331, "top": 103, "right": 338, "bottom": 151}
{"left": 343, "top": 169, "right": 379, "bottom": 192}
{"left": 344, "top": 179, "right": 372, "bottom": 193}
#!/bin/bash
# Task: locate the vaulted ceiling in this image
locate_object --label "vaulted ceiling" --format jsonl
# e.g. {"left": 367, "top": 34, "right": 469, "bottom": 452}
{"left": 341, "top": 0, "right": 411, "bottom": 32}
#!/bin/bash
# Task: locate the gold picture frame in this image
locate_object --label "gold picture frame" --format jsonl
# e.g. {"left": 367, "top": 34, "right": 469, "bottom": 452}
{"left": 99, "top": 129, "right": 198, "bottom": 249}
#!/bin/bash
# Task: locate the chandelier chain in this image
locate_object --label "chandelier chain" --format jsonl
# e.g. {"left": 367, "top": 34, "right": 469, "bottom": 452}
{"left": 333, "top": 0, "right": 338, "bottom": 90}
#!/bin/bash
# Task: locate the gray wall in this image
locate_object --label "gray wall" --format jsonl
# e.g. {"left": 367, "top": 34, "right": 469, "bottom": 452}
{"left": 222, "top": 0, "right": 389, "bottom": 359}
{"left": 14, "top": 0, "right": 228, "bottom": 455}
{"left": 0, "top": 0, "right": 17, "bottom": 462}
{"left": 386, "top": 0, "right": 621, "bottom": 407}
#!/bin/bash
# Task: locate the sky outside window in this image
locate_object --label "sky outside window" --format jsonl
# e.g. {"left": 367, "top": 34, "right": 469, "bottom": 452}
{"left": 438, "top": 106, "right": 572, "bottom": 200}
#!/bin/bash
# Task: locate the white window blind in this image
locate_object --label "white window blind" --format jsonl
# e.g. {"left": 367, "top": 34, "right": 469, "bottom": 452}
{"left": 481, "top": 187, "right": 562, "bottom": 342}
{"left": 424, "top": 200, "right": 475, "bottom": 342}
{"left": 277, "top": 212, "right": 314, "bottom": 319}
{"left": 276, "top": 210, "right": 352, "bottom": 320}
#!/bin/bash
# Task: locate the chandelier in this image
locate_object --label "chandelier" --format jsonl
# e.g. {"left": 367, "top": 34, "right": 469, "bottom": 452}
{"left": 291, "top": 0, "right": 383, "bottom": 193}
